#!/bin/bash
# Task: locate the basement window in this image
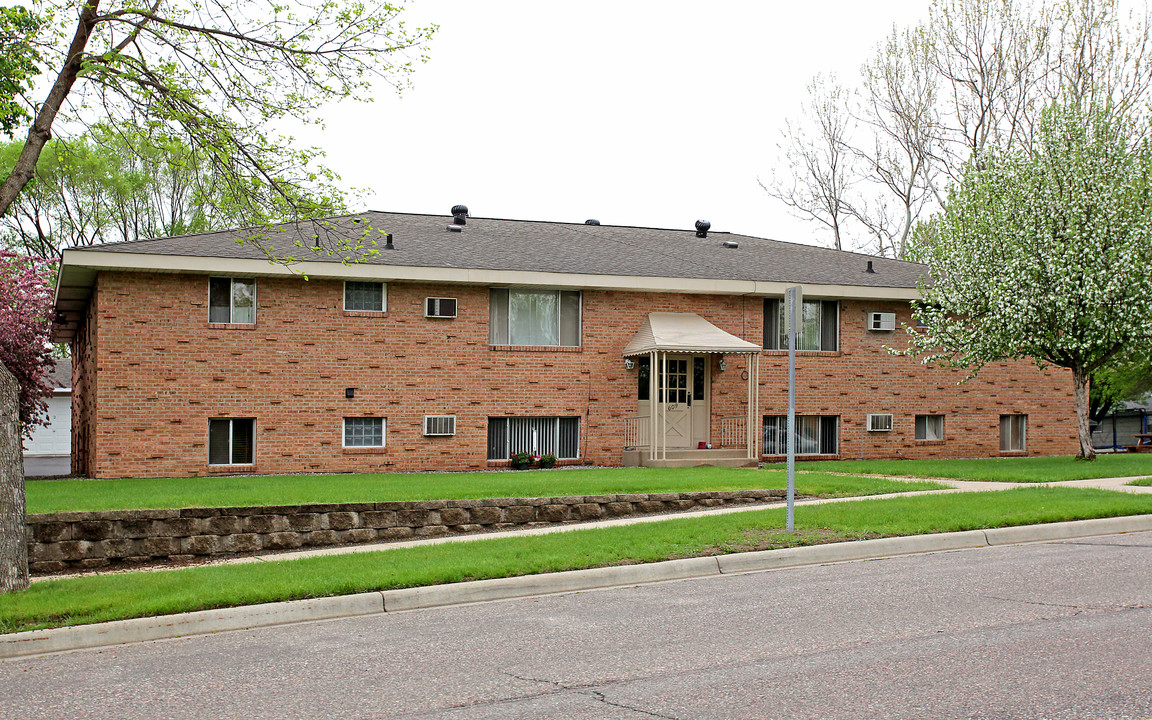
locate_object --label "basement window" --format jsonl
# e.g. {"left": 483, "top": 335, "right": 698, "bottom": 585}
{"left": 208, "top": 418, "right": 254, "bottom": 465}
{"left": 762, "top": 415, "right": 838, "bottom": 455}
{"left": 916, "top": 414, "right": 945, "bottom": 441}
{"left": 487, "top": 417, "right": 580, "bottom": 460}
{"left": 1000, "top": 414, "right": 1027, "bottom": 452}
{"left": 344, "top": 417, "right": 385, "bottom": 447}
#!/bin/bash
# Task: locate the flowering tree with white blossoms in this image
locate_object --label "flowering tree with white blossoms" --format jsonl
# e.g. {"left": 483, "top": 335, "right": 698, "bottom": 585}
{"left": 907, "top": 103, "right": 1152, "bottom": 460}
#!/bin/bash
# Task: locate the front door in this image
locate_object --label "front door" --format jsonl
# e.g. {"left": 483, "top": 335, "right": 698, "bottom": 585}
{"left": 638, "top": 354, "right": 711, "bottom": 449}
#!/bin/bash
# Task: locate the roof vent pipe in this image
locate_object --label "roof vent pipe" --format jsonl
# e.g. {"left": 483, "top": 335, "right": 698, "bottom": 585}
{"left": 722, "top": 240, "right": 739, "bottom": 249}
{"left": 695, "top": 219, "right": 711, "bottom": 238}
{"left": 451, "top": 204, "right": 468, "bottom": 225}
{"left": 866, "top": 260, "right": 875, "bottom": 273}
{"left": 384, "top": 233, "right": 395, "bottom": 250}
{"left": 585, "top": 219, "right": 600, "bottom": 225}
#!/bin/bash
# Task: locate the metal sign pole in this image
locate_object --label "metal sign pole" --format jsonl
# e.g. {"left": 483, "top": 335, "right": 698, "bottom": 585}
{"left": 786, "top": 285, "right": 802, "bottom": 532}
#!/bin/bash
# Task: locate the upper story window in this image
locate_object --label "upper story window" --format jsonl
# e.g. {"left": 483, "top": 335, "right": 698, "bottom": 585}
{"left": 489, "top": 288, "right": 581, "bottom": 346}
{"left": 344, "top": 281, "right": 387, "bottom": 312}
{"left": 209, "top": 277, "right": 255, "bottom": 324}
{"left": 763, "top": 298, "right": 838, "bottom": 351}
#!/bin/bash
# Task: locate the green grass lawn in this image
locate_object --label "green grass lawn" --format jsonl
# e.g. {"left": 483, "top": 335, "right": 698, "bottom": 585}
{"left": 4, "top": 486, "right": 1150, "bottom": 634}
{"left": 1130, "top": 477, "right": 1152, "bottom": 487}
{"left": 25, "top": 467, "right": 944, "bottom": 514}
{"left": 780, "top": 454, "right": 1152, "bottom": 482}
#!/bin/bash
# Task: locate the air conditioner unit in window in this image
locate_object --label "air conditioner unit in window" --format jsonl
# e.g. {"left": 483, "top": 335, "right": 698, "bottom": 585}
{"left": 423, "top": 414, "right": 456, "bottom": 436}
{"left": 869, "top": 312, "right": 896, "bottom": 331}
{"left": 867, "top": 413, "right": 893, "bottom": 432}
{"left": 425, "top": 297, "right": 458, "bottom": 318}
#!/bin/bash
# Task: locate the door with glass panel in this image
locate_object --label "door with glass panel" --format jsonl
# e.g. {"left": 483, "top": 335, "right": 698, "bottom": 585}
{"left": 637, "top": 355, "right": 710, "bottom": 449}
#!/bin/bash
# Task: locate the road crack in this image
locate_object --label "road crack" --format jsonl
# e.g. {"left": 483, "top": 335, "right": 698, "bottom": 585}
{"left": 587, "top": 690, "right": 687, "bottom": 719}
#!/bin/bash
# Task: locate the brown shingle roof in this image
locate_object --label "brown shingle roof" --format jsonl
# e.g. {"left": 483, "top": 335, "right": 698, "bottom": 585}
{"left": 82, "top": 211, "right": 929, "bottom": 289}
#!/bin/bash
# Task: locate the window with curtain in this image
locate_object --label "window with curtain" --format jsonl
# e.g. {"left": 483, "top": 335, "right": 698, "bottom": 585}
{"left": 489, "top": 288, "right": 581, "bottom": 346}
{"left": 1000, "top": 414, "right": 1026, "bottom": 451}
{"left": 915, "top": 414, "right": 945, "bottom": 441}
{"left": 763, "top": 298, "right": 838, "bottom": 350}
{"left": 209, "top": 278, "right": 255, "bottom": 324}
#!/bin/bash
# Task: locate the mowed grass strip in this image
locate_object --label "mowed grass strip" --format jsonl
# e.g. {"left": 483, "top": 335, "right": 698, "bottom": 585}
{"left": 25, "top": 467, "right": 943, "bottom": 514}
{"left": 4, "top": 487, "right": 1150, "bottom": 634}
{"left": 784, "top": 454, "right": 1152, "bottom": 483}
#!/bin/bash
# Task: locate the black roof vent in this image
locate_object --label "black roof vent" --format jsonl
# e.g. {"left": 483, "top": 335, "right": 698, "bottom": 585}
{"left": 585, "top": 219, "right": 600, "bottom": 225}
{"left": 384, "top": 233, "right": 395, "bottom": 250}
{"left": 451, "top": 204, "right": 468, "bottom": 225}
{"left": 722, "top": 240, "right": 738, "bottom": 249}
{"left": 695, "top": 219, "right": 711, "bottom": 238}
{"left": 866, "top": 260, "right": 875, "bottom": 273}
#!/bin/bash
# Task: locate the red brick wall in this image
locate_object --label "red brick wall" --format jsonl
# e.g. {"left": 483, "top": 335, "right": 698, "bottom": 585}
{"left": 73, "top": 272, "right": 1077, "bottom": 478}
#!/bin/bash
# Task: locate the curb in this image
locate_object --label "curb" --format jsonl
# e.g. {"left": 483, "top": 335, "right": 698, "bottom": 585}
{"left": 4, "top": 514, "right": 1151, "bottom": 660}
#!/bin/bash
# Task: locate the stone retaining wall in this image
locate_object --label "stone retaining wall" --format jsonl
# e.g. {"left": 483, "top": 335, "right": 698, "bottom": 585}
{"left": 28, "top": 489, "right": 793, "bottom": 574}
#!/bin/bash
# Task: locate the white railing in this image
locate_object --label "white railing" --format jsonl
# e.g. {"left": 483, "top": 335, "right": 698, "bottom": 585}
{"left": 720, "top": 415, "right": 747, "bottom": 448}
{"left": 623, "top": 416, "right": 650, "bottom": 449}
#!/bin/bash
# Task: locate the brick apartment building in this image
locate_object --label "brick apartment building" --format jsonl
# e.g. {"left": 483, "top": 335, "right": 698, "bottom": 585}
{"left": 51, "top": 209, "right": 1078, "bottom": 479}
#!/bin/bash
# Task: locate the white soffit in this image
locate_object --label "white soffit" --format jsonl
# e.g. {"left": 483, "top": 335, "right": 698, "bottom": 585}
{"left": 55, "top": 250, "right": 924, "bottom": 302}
{"left": 622, "top": 312, "right": 762, "bottom": 356}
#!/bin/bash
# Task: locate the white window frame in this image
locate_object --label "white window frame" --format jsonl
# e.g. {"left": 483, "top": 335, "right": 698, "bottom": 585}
{"left": 208, "top": 418, "right": 255, "bottom": 465}
{"left": 867, "top": 413, "right": 894, "bottom": 432}
{"left": 423, "top": 414, "right": 457, "bottom": 436}
{"left": 915, "top": 414, "right": 945, "bottom": 441}
{"left": 209, "top": 277, "right": 256, "bottom": 324}
{"left": 343, "top": 281, "right": 388, "bottom": 312}
{"left": 343, "top": 417, "right": 386, "bottom": 448}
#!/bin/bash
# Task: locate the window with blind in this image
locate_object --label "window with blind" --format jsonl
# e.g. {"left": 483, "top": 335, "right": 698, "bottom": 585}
{"left": 489, "top": 289, "right": 581, "bottom": 346}
{"left": 487, "top": 417, "right": 580, "bottom": 459}
{"left": 209, "top": 278, "right": 255, "bottom": 324}
{"left": 763, "top": 298, "right": 838, "bottom": 351}
{"left": 762, "top": 415, "right": 838, "bottom": 455}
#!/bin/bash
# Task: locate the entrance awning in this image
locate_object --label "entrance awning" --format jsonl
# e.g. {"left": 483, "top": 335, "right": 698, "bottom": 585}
{"left": 622, "top": 312, "right": 762, "bottom": 357}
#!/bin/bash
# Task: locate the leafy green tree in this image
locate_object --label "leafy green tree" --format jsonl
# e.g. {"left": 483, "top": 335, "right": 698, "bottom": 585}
{"left": 2, "top": 124, "right": 347, "bottom": 256}
{"left": 0, "top": 6, "right": 43, "bottom": 138}
{"left": 1090, "top": 354, "right": 1152, "bottom": 423}
{"left": 0, "top": 0, "right": 434, "bottom": 258}
{"left": 907, "top": 103, "right": 1152, "bottom": 460}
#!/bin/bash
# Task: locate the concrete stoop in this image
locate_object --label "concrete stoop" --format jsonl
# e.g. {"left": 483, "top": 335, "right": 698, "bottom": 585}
{"left": 622, "top": 448, "right": 759, "bottom": 468}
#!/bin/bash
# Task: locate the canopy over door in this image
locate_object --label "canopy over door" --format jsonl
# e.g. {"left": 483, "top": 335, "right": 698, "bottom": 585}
{"left": 622, "top": 312, "right": 761, "bottom": 357}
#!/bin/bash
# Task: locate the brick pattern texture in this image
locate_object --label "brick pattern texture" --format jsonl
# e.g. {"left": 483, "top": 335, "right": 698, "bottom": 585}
{"left": 72, "top": 271, "right": 1078, "bottom": 478}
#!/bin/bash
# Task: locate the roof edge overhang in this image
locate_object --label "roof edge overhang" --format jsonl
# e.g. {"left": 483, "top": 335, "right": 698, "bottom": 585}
{"left": 56, "top": 249, "right": 924, "bottom": 299}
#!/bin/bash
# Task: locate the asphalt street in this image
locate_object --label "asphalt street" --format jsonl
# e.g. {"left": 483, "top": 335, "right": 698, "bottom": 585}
{"left": 3, "top": 531, "right": 1150, "bottom": 720}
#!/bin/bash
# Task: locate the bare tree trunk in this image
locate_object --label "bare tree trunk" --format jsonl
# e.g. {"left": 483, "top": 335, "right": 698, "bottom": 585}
{"left": 0, "top": 363, "right": 29, "bottom": 593}
{"left": 1073, "top": 366, "right": 1096, "bottom": 461}
{"left": 0, "top": 0, "right": 101, "bottom": 219}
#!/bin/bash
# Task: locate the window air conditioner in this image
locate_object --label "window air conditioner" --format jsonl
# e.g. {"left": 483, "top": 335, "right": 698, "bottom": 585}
{"left": 423, "top": 415, "right": 457, "bottom": 436}
{"left": 867, "top": 413, "right": 893, "bottom": 432}
{"left": 869, "top": 312, "right": 896, "bottom": 331}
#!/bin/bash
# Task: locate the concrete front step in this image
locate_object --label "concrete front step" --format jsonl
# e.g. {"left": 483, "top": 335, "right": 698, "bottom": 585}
{"left": 622, "top": 448, "right": 759, "bottom": 468}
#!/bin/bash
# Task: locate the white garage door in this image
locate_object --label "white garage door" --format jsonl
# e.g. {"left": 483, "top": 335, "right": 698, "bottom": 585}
{"left": 24, "top": 394, "right": 72, "bottom": 456}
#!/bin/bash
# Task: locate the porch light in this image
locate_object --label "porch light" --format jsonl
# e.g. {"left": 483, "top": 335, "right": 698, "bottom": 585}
{"left": 718, "top": 358, "right": 727, "bottom": 371}
{"left": 624, "top": 358, "right": 635, "bottom": 370}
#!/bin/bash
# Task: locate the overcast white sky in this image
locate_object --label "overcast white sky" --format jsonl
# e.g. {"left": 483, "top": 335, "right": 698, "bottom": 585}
{"left": 295, "top": 0, "right": 932, "bottom": 248}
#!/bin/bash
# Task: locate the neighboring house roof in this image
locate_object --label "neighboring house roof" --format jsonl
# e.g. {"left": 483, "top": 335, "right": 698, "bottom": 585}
{"left": 47, "top": 358, "right": 72, "bottom": 391}
{"left": 51, "top": 210, "right": 932, "bottom": 342}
